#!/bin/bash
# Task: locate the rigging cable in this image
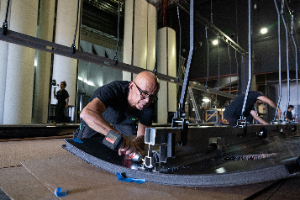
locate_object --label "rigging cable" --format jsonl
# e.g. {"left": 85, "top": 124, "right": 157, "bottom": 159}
{"left": 291, "top": 15, "right": 298, "bottom": 122}
{"left": 228, "top": 44, "right": 232, "bottom": 94}
{"left": 235, "top": 50, "right": 238, "bottom": 95}
{"left": 176, "top": 4, "right": 182, "bottom": 80}
{"left": 280, "top": 0, "right": 290, "bottom": 120}
{"left": 2, "top": 0, "right": 10, "bottom": 35}
{"left": 211, "top": 0, "right": 213, "bottom": 24}
{"left": 235, "top": 0, "right": 239, "bottom": 95}
{"left": 113, "top": 0, "right": 121, "bottom": 64}
{"left": 72, "top": 0, "right": 81, "bottom": 54}
{"left": 273, "top": 0, "right": 282, "bottom": 121}
{"left": 217, "top": 37, "right": 220, "bottom": 90}
{"left": 205, "top": 27, "right": 209, "bottom": 88}
{"left": 241, "top": 0, "right": 252, "bottom": 118}
{"left": 152, "top": 0, "right": 159, "bottom": 74}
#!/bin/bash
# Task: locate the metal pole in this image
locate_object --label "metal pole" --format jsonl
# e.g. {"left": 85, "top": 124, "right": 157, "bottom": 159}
{"left": 235, "top": 50, "right": 239, "bottom": 95}
{"left": 228, "top": 44, "right": 232, "bottom": 93}
{"left": 71, "top": 0, "right": 81, "bottom": 53}
{"left": 273, "top": 0, "right": 282, "bottom": 121}
{"left": 241, "top": 0, "right": 252, "bottom": 117}
{"left": 176, "top": 5, "right": 182, "bottom": 79}
{"left": 280, "top": 0, "right": 290, "bottom": 120}
{"left": 178, "top": 0, "right": 194, "bottom": 113}
{"left": 217, "top": 37, "right": 220, "bottom": 90}
{"left": 205, "top": 27, "right": 209, "bottom": 88}
{"left": 291, "top": 15, "right": 298, "bottom": 122}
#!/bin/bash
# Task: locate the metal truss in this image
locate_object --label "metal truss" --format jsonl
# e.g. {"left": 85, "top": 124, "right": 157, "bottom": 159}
{"left": 0, "top": 28, "right": 236, "bottom": 98}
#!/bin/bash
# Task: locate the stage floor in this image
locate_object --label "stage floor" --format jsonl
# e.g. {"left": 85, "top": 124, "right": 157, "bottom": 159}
{"left": 1, "top": 136, "right": 300, "bottom": 200}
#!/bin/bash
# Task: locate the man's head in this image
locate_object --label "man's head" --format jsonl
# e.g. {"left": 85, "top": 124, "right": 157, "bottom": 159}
{"left": 128, "top": 71, "right": 160, "bottom": 110}
{"left": 256, "top": 92, "right": 264, "bottom": 104}
{"left": 288, "top": 105, "right": 294, "bottom": 111}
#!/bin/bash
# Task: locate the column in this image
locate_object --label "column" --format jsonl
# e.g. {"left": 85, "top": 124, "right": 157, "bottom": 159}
{"left": 123, "top": 0, "right": 157, "bottom": 80}
{"left": 157, "top": 27, "right": 177, "bottom": 124}
{"left": 0, "top": 0, "right": 9, "bottom": 124}
{"left": 3, "top": 0, "right": 39, "bottom": 124}
{"left": 33, "top": 0, "right": 56, "bottom": 123}
{"left": 51, "top": 0, "right": 82, "bottom": 107}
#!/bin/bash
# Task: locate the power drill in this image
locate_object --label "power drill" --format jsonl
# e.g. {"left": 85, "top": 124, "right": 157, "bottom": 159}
{"left": 102, "top": 130, "right": 143, "bottom": 162}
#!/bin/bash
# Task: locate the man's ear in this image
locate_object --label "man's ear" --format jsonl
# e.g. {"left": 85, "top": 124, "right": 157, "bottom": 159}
{"left": 128, "top": 81, "right": 134, "bottom": 90}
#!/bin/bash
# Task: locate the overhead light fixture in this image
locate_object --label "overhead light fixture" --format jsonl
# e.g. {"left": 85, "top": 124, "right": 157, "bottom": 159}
{"left": 203, "top": 98, "right": 210, "bottom": 102}
{"left": 260, "top": 28, "right": 268, "bottom": 34}
{"left": 212, "top": 39, "right": 218, "bottom": 45}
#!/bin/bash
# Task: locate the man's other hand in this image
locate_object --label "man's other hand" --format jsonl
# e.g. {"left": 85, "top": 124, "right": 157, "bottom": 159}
{"left": 118, "top": 137, "right": 143, "bottom": 157}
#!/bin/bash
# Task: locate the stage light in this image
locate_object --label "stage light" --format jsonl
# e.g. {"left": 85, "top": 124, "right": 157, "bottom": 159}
{"left": 260, "top": 28, "right": 268, "bottom": 34}
{"left": 212, "top": 39, "right": 218, "bottom": 45}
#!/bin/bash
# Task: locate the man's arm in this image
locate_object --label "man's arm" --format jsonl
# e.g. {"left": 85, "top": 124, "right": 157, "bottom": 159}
{"left": 80, "top": 98, "right": 140, "bottom": 156}
{"left": 257, "top": 96, "right": 281, "bottom": 116}
{"left": 257, "top": 96, "right": 276, "bottom": 108}
{"left": 250, "top": 110, "right": 268, "bottom": 125}
{"left": 80, "top": 98, "right": 116, "bottom": 135}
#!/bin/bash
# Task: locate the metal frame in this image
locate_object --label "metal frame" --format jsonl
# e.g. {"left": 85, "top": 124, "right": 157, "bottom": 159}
{"left": 0, "top": 28, "right": 236, "bottom": 99}
{"left": 176, "top": 2, "right": 247, "bottom": 57}
{"left": 63, "top": 123, "right": 300, "bottom": 187}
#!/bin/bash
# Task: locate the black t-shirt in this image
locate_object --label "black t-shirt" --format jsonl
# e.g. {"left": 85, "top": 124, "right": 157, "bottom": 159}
{"left": 81, "top": 81, "right": 155, "bottom": 136}
{"left": 224, "top": 91, "right": 262, "bottom": 120}
{"left": 56, "top": 89, "right": 69, "bottom": 105}
{"left": 286, "top": 110, "right": 293, "bottom": 121}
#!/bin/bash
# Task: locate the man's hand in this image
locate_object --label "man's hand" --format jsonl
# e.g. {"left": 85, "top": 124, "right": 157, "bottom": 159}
{"left": 250, "top": 110, "right": 269, "bottom": 125}
{"left": 118, "top": 137, "right": 143, "bottom": 157}
{"left": 277, "top": 109, "right": 282, "bottom": 116}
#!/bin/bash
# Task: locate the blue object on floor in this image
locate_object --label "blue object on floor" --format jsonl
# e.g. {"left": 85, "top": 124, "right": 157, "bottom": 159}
{"left": 116, "top": 172, "right": 146, "bottom": 184}
{"left": 73, "top": 138, "right": 83, "bottom": 143}
{"left": 54, "top": 187, "right": 69, "bottom": 197}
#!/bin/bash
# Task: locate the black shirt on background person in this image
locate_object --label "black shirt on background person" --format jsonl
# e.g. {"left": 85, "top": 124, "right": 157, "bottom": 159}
{"left": 285, "top": 105, "right": 294, "bottom": 122}
{"left": 224, "top": 91, "right": 280, "bottom": 126}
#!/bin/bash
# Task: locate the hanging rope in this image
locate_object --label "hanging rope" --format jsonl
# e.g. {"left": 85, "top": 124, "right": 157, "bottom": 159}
{"left": 280, "top": 0, "right": 290, "bottom": 120}
{"left": 211, "top": 0, "right": 213, "bottom": 24}
{"left": 71, "top": 0, "right": 81, "bottom": 54}
{"left": 176, "top": 4, "right": 182, "bottom": 80}
{"left": 113, "top": 0, "right": 121, "bottom": 64}
{"left": 235, "top": 50, "right": 239, "bottom": 95}
{"left": 235, "top": 0, "right": 239, "bottom": 44}
{"left": 2, "top": 0, "right": 11, "bottom": 35}
{"left": 228, "top": 44, "right": 232, "bottom": 94}
{"left": 241, "top": 0, "right": 252, "bottom": 118}
{"left": 152, "top": 0, "right": 158, "bottom": 75}
{"left": 291, "top": 15, "right": 299, "bottom": 123}
{"left": 235, "top": 0, "right": 239, "bottom": 95}
{"left": 217, "top": 37, "right": 220, "bottom": 90}
{"left": 273, "top": 0, "right": 282, "bottom": 121}
{"left": 205, "top": 27, "right": 209, "bottom": 88}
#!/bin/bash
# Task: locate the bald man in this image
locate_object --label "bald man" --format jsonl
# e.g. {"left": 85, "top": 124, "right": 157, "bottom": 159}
{"left": 74, "top": 71, "right": 160, "bottom": 157}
